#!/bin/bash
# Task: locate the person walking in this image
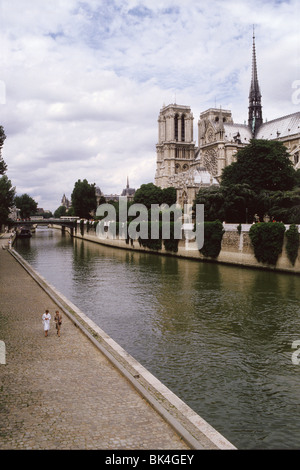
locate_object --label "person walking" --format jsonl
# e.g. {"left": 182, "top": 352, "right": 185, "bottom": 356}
{"left": 42, "top": 309, "right": 51, "bottom": 337}
{"left": 54, "top": 310, "right": 62, "bottom": 337}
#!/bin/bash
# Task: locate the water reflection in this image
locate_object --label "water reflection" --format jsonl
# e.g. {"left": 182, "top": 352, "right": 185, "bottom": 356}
{"left": 14, "top": 228, "right": 300, "bottom": 449}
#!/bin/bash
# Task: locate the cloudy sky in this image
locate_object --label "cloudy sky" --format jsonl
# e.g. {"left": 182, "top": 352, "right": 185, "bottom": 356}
{"left": 1, "top": 0, "right": 300, "bottom": 212}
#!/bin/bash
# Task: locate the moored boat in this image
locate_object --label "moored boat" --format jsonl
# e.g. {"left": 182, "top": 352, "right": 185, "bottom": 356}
{"left": 16, "top": 227, "right": 32, "bottom": 238}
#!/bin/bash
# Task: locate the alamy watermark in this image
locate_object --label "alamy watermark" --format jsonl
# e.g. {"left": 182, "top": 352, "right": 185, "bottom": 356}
{"left": 292, "top": 340, "right": 300, "bottom": 365}
{"left": 292, "top": 80, "right": 300, "bottom": 105}
{"left": 0, "top": 341, "right": 5, "bottom": 365}
{"left": 95, "top": 197, "right": 204, "bottom": 250}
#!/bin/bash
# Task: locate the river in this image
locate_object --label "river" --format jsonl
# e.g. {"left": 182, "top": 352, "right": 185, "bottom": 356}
{"left": 14, "top": 227, "right": 300, "bottom": 449}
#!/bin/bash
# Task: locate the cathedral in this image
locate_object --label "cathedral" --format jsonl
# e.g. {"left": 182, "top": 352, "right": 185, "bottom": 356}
{"left": 155, "top": 32, "right": 300, "bottom": 206}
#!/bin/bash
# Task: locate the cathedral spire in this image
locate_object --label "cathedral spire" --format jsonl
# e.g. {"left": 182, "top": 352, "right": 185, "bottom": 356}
{"left": 248, "top": 26, "right": 263, "bottom": 136}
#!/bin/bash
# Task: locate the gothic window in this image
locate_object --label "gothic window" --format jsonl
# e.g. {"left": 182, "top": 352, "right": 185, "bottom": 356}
{"left": 174, "top": 114, "right": 179, "bottom": 141}
{"left": 178, "top": 191, "right": 188, "bottom": 206}
{"left": 294, "top": 152, "right": 299, "bottom": 165}
{"left": 181, "top": 114, "right": 185, "bottom": 142}
{"left": 206, "top": 128, "right": 214, "bottom": 143}
{"left": 163, "top": 116, "right": 166, "bottom": 141}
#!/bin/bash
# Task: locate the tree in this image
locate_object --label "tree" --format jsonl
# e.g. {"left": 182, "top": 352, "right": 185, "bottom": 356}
{"left": 0, "top": 175, "right": 16, "bottom": 226}
{"left": 98, "top": 195, "right": 106, "bottom": 206}
{"left": 222, "top": 184, "right": 257, "bottom": 223}
{"left": 162, "top": 187, "right": 177, "bottom": 206}
{"left": 14, "top": 194, "right": 38, "bottom": 219}
{"left": 0, "top": 126, "right": 7, "bottom": 175}
{"left": 193, "top": 184, "right": 257, "bottom": 223}
{"left": 263, "top": 189, "right": 300, "bottom": 223}
{"left": 133, "top": 183, "right": 163, "bottom": 209}
{"left": 65, "top": 206, "right": 75, "bottom": 216}
{"left": 0, "top": 126, "right": 16, "bottom": 227}
{"left": 54, "top": 205, "right": 67, "bottom": 218}
{"left": 71, "top": 179, "right": 97, "bottom": 218}
{"left": 221, "top": 139, "right": 296, "bottom": 192}
{"left": 193, "top": 186, "right": 225, "bottom": 222}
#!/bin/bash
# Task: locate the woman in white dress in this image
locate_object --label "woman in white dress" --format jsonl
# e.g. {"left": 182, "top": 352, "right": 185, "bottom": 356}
{"left": 42, "top": 309, "right": 51, "bottom": 337}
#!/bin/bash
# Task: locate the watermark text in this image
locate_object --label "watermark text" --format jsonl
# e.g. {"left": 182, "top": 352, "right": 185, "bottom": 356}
{"left": 95, "top": 198, "right": 204, "bottom": 250}
{"left": 0, "top": 341, "right": 6, "bottom": 364}
{"left": 292, "top": 80, "right": 300, "bottom": 105}
{"left": 292, "top": 340, "right": 300, "bottom": 365}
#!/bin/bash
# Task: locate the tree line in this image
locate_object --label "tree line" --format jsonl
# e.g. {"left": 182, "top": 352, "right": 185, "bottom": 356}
{"left": 54, "top": 182, "right": 177, "bottom": 220}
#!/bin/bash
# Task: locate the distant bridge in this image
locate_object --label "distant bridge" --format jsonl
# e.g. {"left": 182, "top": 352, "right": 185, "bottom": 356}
{"left": 10, "top": 218, "right": 78, "bottom": 229}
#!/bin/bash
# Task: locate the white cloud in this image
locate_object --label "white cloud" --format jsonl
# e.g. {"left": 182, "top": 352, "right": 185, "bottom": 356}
{"left": 1, "top": 0, "right": 299, "bottom": 212}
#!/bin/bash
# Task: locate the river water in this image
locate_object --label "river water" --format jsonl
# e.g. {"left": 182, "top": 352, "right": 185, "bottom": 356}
{"left": 14, "top": 227, "right": 300, "bottom": 449}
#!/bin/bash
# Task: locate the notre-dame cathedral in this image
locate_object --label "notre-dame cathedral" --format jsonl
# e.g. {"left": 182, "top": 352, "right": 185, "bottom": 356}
{"left": 155, "top": 32, "right": 300, "bottom": 206}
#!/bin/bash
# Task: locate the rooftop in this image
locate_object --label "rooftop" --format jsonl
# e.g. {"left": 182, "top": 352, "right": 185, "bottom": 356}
{"left": 256, "top": 112, "right": 300, "bottom": 140}
{"left": 223, "top": 123, "right": 252, "bottom": 144}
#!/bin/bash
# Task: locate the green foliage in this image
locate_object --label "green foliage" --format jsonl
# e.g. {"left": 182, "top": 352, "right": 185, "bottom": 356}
{"left": 71, "top": 179, "right": 97, "bottom": 219}
{"left": 0, "top": 126, "right": 16, "bottom": 227}
{"left": 222, "top": 184, "right": 257, "bottom": 223}
{"left": 0, "top": 126, "right": 7, "bottom": 175}
{"left": 138, "top": 237, "right": 162, "bottom": 251}
{"left": 98, "top": 195, "right": 106, "bottom": 205}
{"left": 286, "top": 206, "right": 300, "bottom": 224}
{"left": 295, "top": 169, "right": 300, "bottom": 187}
{"left": 163, "top": 238, "right": 179, "bottom": 252}
{"left": 163, "top": 221, "right": 180, "bottom": 252}
{"left": 66, "top": 206, "right": 75, "bottom": 216}
{"left": 285, "top": 224, "right": 299, "bottom": 266}
{"left": 134, "top": 183, "right": 177, "bottom": 210}
{"left": 134, "top": 183, "right": 163, "bottom": 209}
{"left": 249, "top": 222, "right": 286, "bottom": 265}
{"left": 54, "top": 205, "right": 67, "bottom": 218}
{"left": 120, "top": 220, "right": 180, "bottom": 252}
{"left": 266, "top": 189, "right": 300, "bottom": 224}
{"left": 161, "top": 187, "right": 177, "bottom": 206}
{"left": 100, "top": 199, "right": 135, "bottom": 222}
{"left": 14, "top": 193, "right": 38, "bottom": 219}
{"left": 0, "top": 175, "right": 16, "bottom": 226}
{"left": 194, "top": 186, "right": 225, "bottom": 221}
{"left": 199, "top": 220, "right": 225, "bottom": 258}
{"left": 137, "top": 221, "right": 162, "bottom": 250}
{"left": 221, "top": 139, "right": 296, "bottom": 192}
{"left": 193, "top": 184, "right": 257, "bottom": 223}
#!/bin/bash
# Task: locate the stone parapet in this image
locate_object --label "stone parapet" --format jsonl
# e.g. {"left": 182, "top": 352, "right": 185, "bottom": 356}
{"left": 50, "top": 223, "right": 300, "bottom": 275}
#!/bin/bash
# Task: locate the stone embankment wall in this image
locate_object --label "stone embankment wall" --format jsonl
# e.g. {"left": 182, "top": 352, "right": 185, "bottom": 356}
{"left": 51, "top": 223, "right": 300, "bottom": 275}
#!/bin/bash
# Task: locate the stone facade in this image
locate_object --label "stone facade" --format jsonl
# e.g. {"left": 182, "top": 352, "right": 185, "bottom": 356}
{"left": 155, "top": 104, "right": 195, "bottom": 190}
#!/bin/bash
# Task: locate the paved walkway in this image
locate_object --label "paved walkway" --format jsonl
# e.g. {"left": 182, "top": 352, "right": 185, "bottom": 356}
{"left": 0, "top": 234, "right": 189, "bottom": 450}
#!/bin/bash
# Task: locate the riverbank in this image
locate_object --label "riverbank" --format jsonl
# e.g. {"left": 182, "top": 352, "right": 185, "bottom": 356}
{"left": 57, "top": 223, "right": 300, "bottom": 275}
{"left": 0, "top": 233, "right": 235, "bottom": 450}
